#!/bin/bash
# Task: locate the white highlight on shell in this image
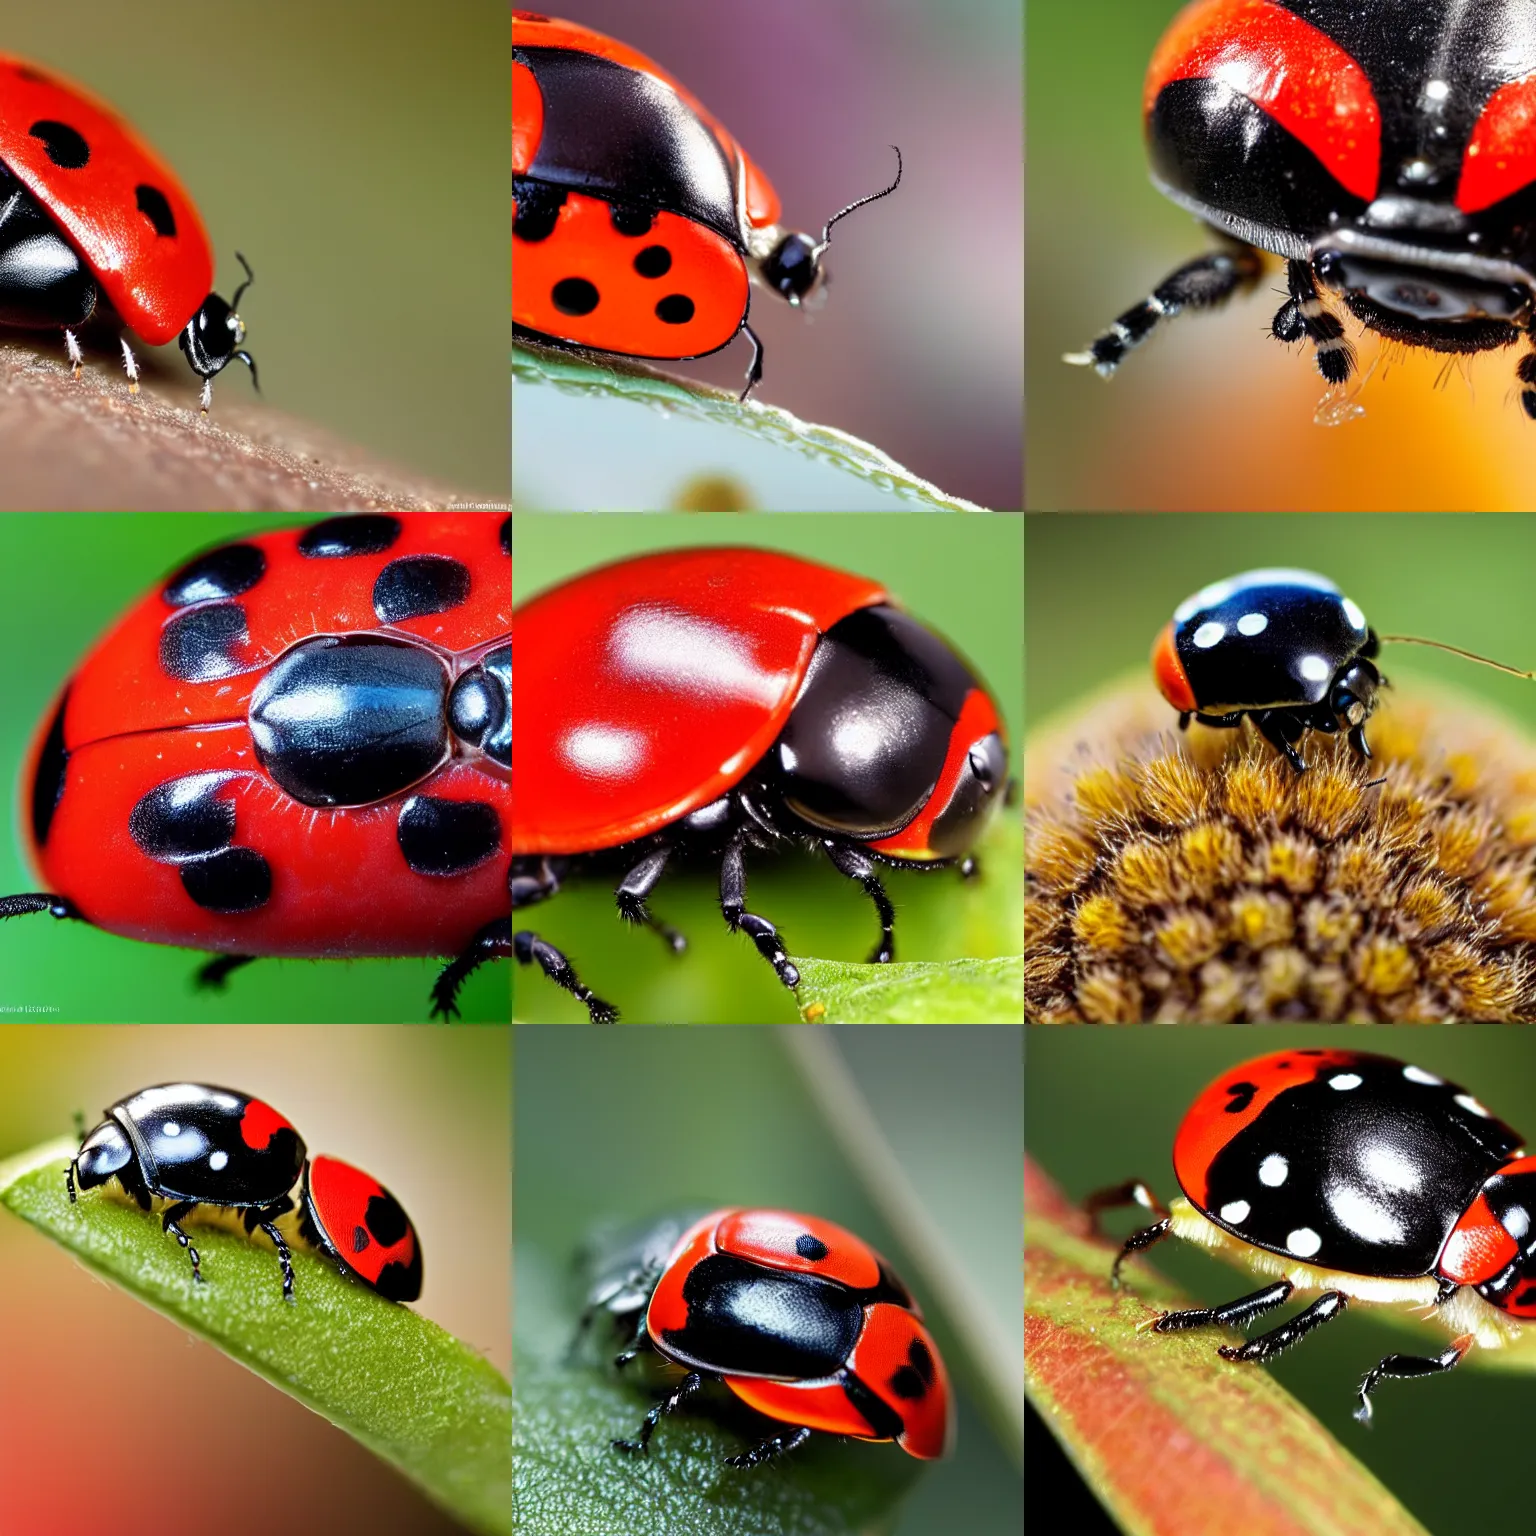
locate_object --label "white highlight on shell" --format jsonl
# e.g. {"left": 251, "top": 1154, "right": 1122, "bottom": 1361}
{"left": 1329, "top": 1072, "right": 1363, "bottom": 1091}
{"left": 560, "top": 724, "right": 648, "bottom": 777}
{"left": 1328, "top": 1183, "right": 1406, "bottom": 1245}
{"left": 1424, "top": 78, "right": 1450, "bottom": 101}
{"left": 1297, "top": 654, "right": 1331, "bottom": 683}
{"left": 1287, "top": 1227, "right": 1323, "bottom": 1258}
{"left": 162, "top": 1122, "right": 181, "bottom": 1138}
{"left": 209, "top": 1150, "right": 229, "bottom": 1172}
{"left": 1503, "top": 1204, "right": 1531, "bottom": 1241}
{"left": 1456, "top": 1093, "right": 1492, "bottom": 1118}
{"left": 1403, "top": 1065, "right": 1443, "bottom": 1086}
{"left": 1192, "top": 621, "right": 1225, "bottom": 649}
{"left": 1259, "top": 1154, "right": 1289, "bottom": 1188}
{"left": 1342, "top": 597, "right": 1367, "bottom": 631}
{"left": 1237, "top": 612, "right": 1268, "bottom": 636}
{"left": 1360, "top": 1142, "right": 1423, "bottom": 1193}
{"left": 1220, "top": 1200, "right": 1251, "bottom": 1224}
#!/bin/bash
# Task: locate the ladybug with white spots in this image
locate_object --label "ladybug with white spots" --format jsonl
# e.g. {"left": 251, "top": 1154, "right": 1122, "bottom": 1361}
{"left": 577, "top": 1208, "right": 953, "bottom": 1465}
{"left": 1090, "top": 1049, "right": 1536, "bottom": 1422}
{"left": 68, "top": 1082, "right": 422, "bottom": 1303}
{"left": 1068, "top": 0, "right": 1536, "bottom": 417}
{"left": 0, "top": 514, "right": 510, "bottom": 1018}
{"left": 0, "top": 54, "right": 257, "bottom": 410}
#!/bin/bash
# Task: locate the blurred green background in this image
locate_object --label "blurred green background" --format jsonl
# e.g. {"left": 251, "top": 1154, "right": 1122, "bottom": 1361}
{"left": 0, "top": 515, "right": 508, "bottom": 1023}
{"left": 1, "top": 1, "right": 506, "bottom": 497}
{"left": 1026, "top": 514, "right": 1536, "bottom": 741}
{"left": 514, "top": 514, "right": 1024, "bottom": 1024}
{"left": 513, "top": 0, "right": 1022, "bottom": 510}
{"left": 1027, "top": 1026, "right": 1536, "bottom": 1536}
{"left": 514, "top": 1024, "right": 1023, "bottom": 1535}
{"left": 1027, "top": 0, "right": 1536, "bottom": 511}
{"left": 0, "top": 1023, "right": 508, "bottom": 1536}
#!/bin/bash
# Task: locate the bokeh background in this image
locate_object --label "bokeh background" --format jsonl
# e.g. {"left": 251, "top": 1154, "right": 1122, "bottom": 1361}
{"left": 1028, "top": 0, "right": 1536, "bottom": 511}
{"left": 515, "top": 1025, "right": 1024, "bottom": 1535}
{"left": 1026, "top": 514, "right": 1536, "bottom": 743}
{"left": 0, "top": 1023, "right": 510, "bottom": 1536}
{"left": 0, "top": 515, "right": 509, "bottom": 1024}
{"left": 1027, "top": 1026, "right": 1536, "bottom": 1536}
{"left": 0, "top": 1, "right": 507, "bottom": 498}
{"left": 513, "top": 0, "right": 1023, "bottom": 510}
{"left": 514, "top": 513, "right": 1024, "bottom": 1024}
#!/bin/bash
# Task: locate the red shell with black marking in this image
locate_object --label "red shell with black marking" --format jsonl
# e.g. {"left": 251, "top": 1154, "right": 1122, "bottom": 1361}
{"left": 0, "top": 53, "right": 215, "bottom": 344}
{"left": 301, "top": 1153, "right": 423, "bottom": 1303}
{"left": 642, "top": 1207, "right": 953, "bottom": 1459}
{"left": 23, "top": 513, "right": 510, "bottom": 960}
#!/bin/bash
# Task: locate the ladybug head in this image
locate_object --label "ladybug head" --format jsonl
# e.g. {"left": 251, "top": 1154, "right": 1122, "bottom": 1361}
{"left": 179, "top": 252, "right": 259, "bottom": 405}
{"left": 756, "top": 147, "right": 903, "bottom": 307}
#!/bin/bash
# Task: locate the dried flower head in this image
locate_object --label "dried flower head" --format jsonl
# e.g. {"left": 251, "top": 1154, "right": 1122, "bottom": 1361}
{"left": 1026, "top": 682, "right": 1536, "bottom": 1022}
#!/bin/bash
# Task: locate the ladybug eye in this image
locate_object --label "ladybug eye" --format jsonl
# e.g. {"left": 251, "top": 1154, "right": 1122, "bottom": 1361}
{"left": 760, "top": 233, "right": 823, "bottom": 302}
{"left": 449, "top": 644, "right": 510, "bottom": 767}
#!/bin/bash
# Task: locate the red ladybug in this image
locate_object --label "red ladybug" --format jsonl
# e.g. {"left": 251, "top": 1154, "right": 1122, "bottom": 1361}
{"left": 512, "top": 547, "right": 1009, "bottom": 1023}
{"left": 0, "top": 514, "right": 510, "bottom": 1019}
{"left": 579, "top": 1208, "right": 952, "bottom": 1464}
{"left": 0, "top": 54, "right": 256, "bottom": 410}
{"left": 69, "top": 1082, "right": 422, "bottom": 1302}
{"left": 512, "top": 11, "right": 901, "bottom": 398}
{"left": 1090, "top": 1049, "right": 1536, "bottom": 1422}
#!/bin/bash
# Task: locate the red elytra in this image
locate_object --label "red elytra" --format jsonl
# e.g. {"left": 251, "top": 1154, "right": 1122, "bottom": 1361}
{"left": 302, "top": 1153, "right": 423, "bottom": 1303}
{"left": 7, "top": 513, "right": 510, "bottom": 1019}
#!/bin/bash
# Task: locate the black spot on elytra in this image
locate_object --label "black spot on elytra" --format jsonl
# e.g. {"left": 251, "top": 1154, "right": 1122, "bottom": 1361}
{"left": 610, "top": 204, "right": 654, "bottom": 237}
{"left": 656, "top": 294, "right": 695, "bottom": 325}
{"left": 352, "top": 1225, "right": 370, "bottom": 1254}
{"left": 160, "top": 603, "right": 250, "bottom": 682}
{"left": 552, "top": 277, "right": 599, "bottom": 316}
{"left": 397, "top": 795, "right": 501, "bottom": 875}
{"left": 889, "top": 1338, "right": 935, "bottom": 1400}
{"left": 366, "top": 1190, "right": 410, "bottom": 1246}
{"left": 30, "top": 120, "right": 88, "bottom": 169}
{"left": 373, "top": 556, "right": 471, "bottom": 623}
{"left": 1225, "top": 1081, "right": 1258, "bottom": 1114}
{"left": 298, "top": 515, "right": 402, "bottom": 558}
{"left": 128, "top": 774, "right": 236, "bottom": 858}
{"left": 512, "top": 178, "right": 565, "bottom": 243}
{"left": 634, "top": 245, "right": 672, "bottom": 278}
{"left": 796, "top": 1234, "right": 829, "bottom": 1261}
{"left": 499, "top": 516, "right": 510, "bottom": 556}
{"left": 15, "top": 66, "right": 55, "bottom": 85}
{"left": 135, "top": 184, "right": 176, "bottom": 238}
{"left": 163, "top": 544, "right": 266, "bottom": 606}
{"left": 179, "top": 847, "right": 272, "bottom": 913}
{"left": 29, "top": 690, "right": 68, "bottom": 848}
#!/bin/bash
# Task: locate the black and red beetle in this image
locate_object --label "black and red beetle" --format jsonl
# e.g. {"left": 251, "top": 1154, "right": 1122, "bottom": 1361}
{"left": 1090, "top": 1049, "right": 1536, "bottom": 1422}
{"left": 68, "top": 1082, "right": 422, "bottom": 1303}
{"left": 512, "top": 547, "right": 1009, "bottom": 1022}
{"left": 1068, "top": 0, "right": 1536, "bottom": 417}
{"left": 576, "top": 1208, "right": 953, "bottom": 1464}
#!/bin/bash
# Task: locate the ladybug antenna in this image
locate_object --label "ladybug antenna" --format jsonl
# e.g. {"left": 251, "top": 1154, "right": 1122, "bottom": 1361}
{"left": 230, "top": 252, "right": 255, "bottom": 312}
{"left": 816, "top": 145, "right": 902, "bottom": 254}
{"left": 1380, "top": 634, "right": 1536, "bottom": 681}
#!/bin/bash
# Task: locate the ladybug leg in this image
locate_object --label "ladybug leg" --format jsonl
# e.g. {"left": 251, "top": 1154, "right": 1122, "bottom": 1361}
{"left": 822, "top": 842, "right": 895, "bottom": 963}
{"left": 64, "top": 328, "right": 83, "bottom": 378}
{"left": 738, "top": 321, "right": 765, "bottom": 402}
{"left": 513, "top": 929, "right": 618, "bottom": 1024}
{"left": 720, "top": 837, "right": 800, "bottom": 990}
{"left": 613, "top": 1369, "right": 705, "bottom": 1455}
{"left": 1518, "top": 345, "right": 1536, "bottom": 420}
{"left": 195, "top": 954, "right": 258, "bottom": 991}
{"left": 1064, "top": 239, "right": 1262, "bottom": 376}
{"left": 726, "top": 1424, "right": 812, "bottom": 1468}
{"left": 255, "top": 1220, "right": 297, "bottom": 1303}
{"left": 1273, "top": 260, "right": 1356, "bottom": 386}
{"left": 160, "top": 1201, "right": 205, "bottom": 1287}
{"left": 1252, "top": 710, "right": 1310, "bottom": 773}
{"left": 615, "top": 848, "right": 688, "bottom": 954}
{"left": 1153, "top": 1280, "right": 1294, "bottom": 1335}
{"left": 1216, "top": 1289, "right": 1348, "bottom": 1365}
{"left": 433, "top": 916, "right": 513, "bottom": 1020}
{"left": 0, "top": 892, "right": 84, "bottom": 923}
{"left": 1355, "top": 1333, "right": 1472, "bottom": 1425}
{"left": 1084, "top": 1180, "right": 1172, "bottom": 1283}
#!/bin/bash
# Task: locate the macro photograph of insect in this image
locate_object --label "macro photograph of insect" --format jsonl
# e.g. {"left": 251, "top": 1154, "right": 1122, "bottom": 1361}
{"left": 1028, "top": 0, "right": 1536, "bottom": 511}
{"left": 513, "top": 1024, "right": 1023, "bottom": 1536}
{"left": 0, "top": 1024, "right": 511, "bottom": 1536}
{"left": 513, "top": 0, "right": 1023, "bottom": 512}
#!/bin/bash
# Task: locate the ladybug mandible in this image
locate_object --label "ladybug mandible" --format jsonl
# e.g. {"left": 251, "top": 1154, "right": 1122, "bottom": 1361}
{"left": 0, "top": 514, "right": 510, "bottom": 1019}
{"left": 67, "top": 1081, "right": 423, "bottom": 1303}
{"left": 1088, "top": 1049, "right": 1536, "bottom": 1423}
{"left": 512, "top": 11, "right": 901, "bottom": 399}
{"left": 576, "top": 1208, "right": 953, "bottom": 1464}
{"left": 0, "top": 54, "right": 256, "bottom": 411}
{"left": 1067, "top": 0, "right": 1536, "bottom": 418}
{"left": 512, "top": 547, "right": 1009, "bottom": 1023}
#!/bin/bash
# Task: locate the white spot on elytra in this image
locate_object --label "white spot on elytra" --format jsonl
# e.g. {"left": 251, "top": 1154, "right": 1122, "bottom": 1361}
{"left": 1287, "top": 1227, "right": 1323, "bottom": 1258}
{"left": 1259, "top": 1154, "right": 1288, "bottom": 1187}
{"left": 1424, "top": 78, "right": 1450, "bottom": 101}
{"left": 1456, "top": 1093, "right": 1491, "bottom": 1118}
{"left": 1192, "top": 621, "right": 1225, "bottom": 649}
{"left": 1503, "top": 1204, "right": 1531, "bottom": 1240}
{"left": 1298, "top": 654, "right": 1331, "bottom": 683}
{"left": 1220, "top": 1200, "right": 1251, "bottom": 1224}
{"left": 208, "top": 1150, "right": 229, "bottom": 1171}
{"left": 162, "top": 1122, "right": 181, "bottom": 1137}
{"left": 1237, "top": 612, "right": 1268, "bottom": 636}
{"left": 1342, "top": 597, "right": 1366, "bottom": 631}
{"left": 1403, "top": 1065, "right": 1442, "bottom": 1086}
{"left": 1329, "top": 1073, "right": 1363, "bottom": 1091}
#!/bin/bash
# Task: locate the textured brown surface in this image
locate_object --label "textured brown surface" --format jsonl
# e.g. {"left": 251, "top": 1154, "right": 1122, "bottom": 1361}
{"left": 0, "top": 341, "right": 479, "bottom": 511}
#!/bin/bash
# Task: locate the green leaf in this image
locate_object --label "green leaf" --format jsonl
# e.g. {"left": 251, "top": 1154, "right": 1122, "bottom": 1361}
{"left": 1, "top": 1137, "right": 511, "bottom": 1536}
{"left": 794, "top": 957, "right": 1023, "bottom": 1024}
{"left": 1024, "top": 1158, "right": 1431, "bottom": 1536}
{"left": 513, "top": 341, "right": 989, "bottom": 513}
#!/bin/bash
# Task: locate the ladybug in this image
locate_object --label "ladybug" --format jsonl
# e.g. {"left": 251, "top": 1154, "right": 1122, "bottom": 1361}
{"left": 1067, "top": 0, "right": 1536, "bottom": 418}
{"left": 1088, "top": 1049, "right": 1536, "bottom": 1422}
{"left": 577, "top": 1208, "right": 952, "bottom": 1464}
{"left": 0, "top": 514, "right": 510, "bottom": 1019}
{"left": 0, "top": 54, "right": 256, "bottom": 411}
{"left": 1152, "top": 567, "right": 1382, "bottom": 772}
{"left": 512, "top": 11, "right": 901, "bottom": 399}
{"left": 512, "top": 547, "right": 1009, "bottom": 1023}
{"left": 67, "top": 1081, "right": 422, "bottom": 1303}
